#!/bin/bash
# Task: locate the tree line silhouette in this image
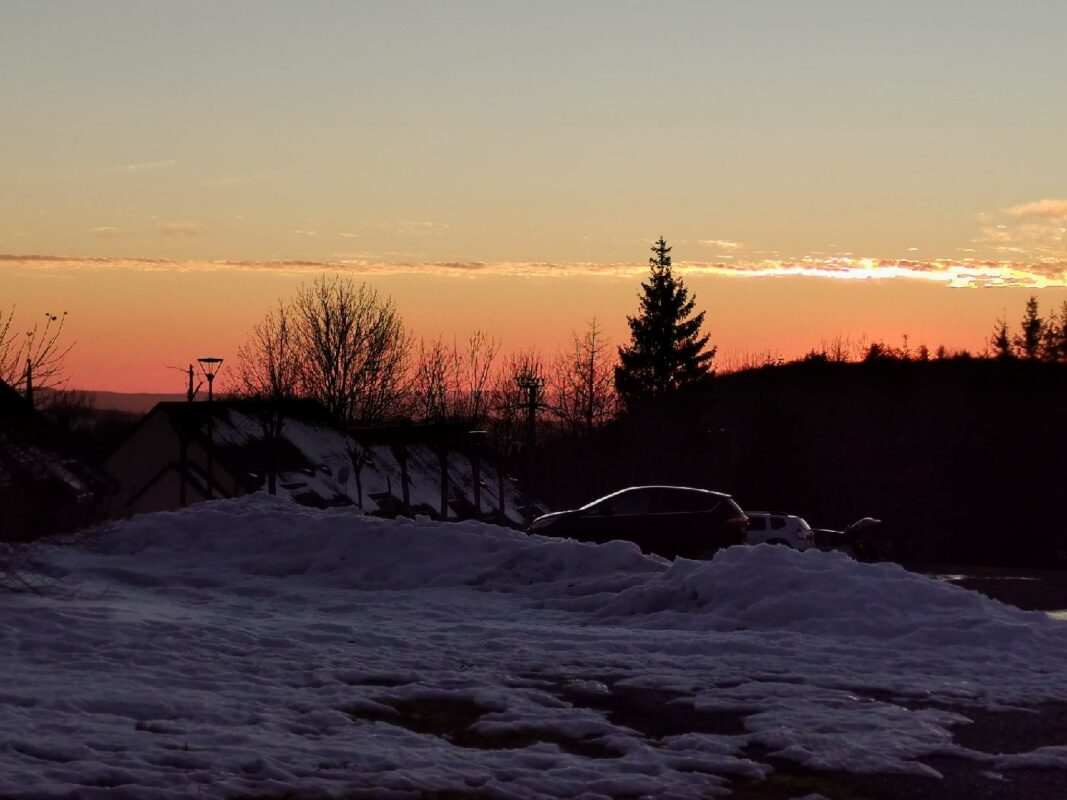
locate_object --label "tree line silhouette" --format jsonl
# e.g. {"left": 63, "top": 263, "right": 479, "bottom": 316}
{"left": 5, "top": 239, "right": 1066, "bottom": 565}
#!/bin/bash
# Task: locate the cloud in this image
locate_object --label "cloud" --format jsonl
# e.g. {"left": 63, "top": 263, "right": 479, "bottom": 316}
{"left": 157, "top": 221, "right": 202, "bottom": 236}
{"left": 91, "top": 226, "right": 120, "bottom": 236}
{"left": 96, "top": 159, "right": 176, "bottom": 175}
{"left": 338, "top": 232, "right": 359, "bottom": 239}
{"left": 974, "top": 200, "right": 1067, "bottom": 257}
{"left": 291, "top": 229, "right": 317, "bottom": 237}
{"left": 697, "top": 239, "right": 744, "bottom": 250}
{"left": 1005, "top": 199, "right": 1067, "bottom": 221}
{"left": 386, "top": 221, "right": 450, "bottom": 237}
{"left": 2, "top": 253, "right": 1064, "bottom": 288}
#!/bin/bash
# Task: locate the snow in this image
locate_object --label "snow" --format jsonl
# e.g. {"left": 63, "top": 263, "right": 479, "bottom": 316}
{"left": 3, "top": 495, "right": 1067, "bottom": 798}
{"left": 212, "top": 410, "right": 532, "bottom": 523}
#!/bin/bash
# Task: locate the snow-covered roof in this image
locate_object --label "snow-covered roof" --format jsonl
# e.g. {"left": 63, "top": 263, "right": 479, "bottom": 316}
{"left": 0, "top": 379, "right": 111, "bottom": 498}
{"left": 124, "top": 400, "right": 537, "bottom": 524}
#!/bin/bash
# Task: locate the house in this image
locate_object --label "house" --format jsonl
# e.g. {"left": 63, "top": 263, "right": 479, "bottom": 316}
{"left": 0, "top": 379, "right": 113, "bottom": 539}
{"left": 105, "top": 399, "right": 541, "bottom": 525}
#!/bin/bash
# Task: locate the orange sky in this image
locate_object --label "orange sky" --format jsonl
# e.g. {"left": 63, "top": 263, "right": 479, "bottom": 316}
{"left": 5, "top": 257, "right": 1065, "bottom": 393}
{"left": 5, "top": 3, "right": 1067, "bottom": 392}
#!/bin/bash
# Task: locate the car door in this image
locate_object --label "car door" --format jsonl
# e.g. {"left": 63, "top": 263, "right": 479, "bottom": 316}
{"left": 746, "top": 514, "right": 769, "bottom": 544}
{"left": 577, "top": 488, "right": 653, "bottom": 544}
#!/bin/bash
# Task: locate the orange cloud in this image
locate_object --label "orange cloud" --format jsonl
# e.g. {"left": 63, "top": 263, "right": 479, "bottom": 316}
{"left": 974, "top": 199, "right": 1067, "bottom": 259}
{"left": 3, "top": 253, "right": 1065, "bottom": 288}
{"left": 697, "top": 239, "right": 745, "bottom": 250}
{"left": 1005, "top": 199, "right": 1067, "bottom": 220}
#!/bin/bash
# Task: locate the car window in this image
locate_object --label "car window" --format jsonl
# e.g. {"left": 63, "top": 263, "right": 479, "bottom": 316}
{"left": 586, "top": 488, "right": 651, "bottom": 516}
{"left": 748, "top": 515, "right": 767, "bottom": 531}
{"left": 650, "top": 488, "right": 721, "bottom": 513}
{"left": 770, "top": 517, "right": 786, "bottom": 530}
{"left": 796, "top": 518, "right": 811, "bottom": 531}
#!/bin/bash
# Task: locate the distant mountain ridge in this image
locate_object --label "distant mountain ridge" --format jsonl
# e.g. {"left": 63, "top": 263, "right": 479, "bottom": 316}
{"left": 83, "top": 391, "right": 186, "bottom": 414}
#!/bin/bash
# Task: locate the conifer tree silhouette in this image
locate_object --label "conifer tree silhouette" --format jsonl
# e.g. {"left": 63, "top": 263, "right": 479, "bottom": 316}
{"left": 614, "top": 237, "right": 715, "bottom": 406}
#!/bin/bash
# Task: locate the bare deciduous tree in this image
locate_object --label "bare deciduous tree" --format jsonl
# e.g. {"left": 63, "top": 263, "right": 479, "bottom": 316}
{"left": 234, "top": 302, "right": 303, "bottom": 495}
{"left": 410, "top": 330, "right": 500, "bottom": 425}
{"left": 235, "top": 302, "right": 302, "bottom": 402}
{"left": 412, "top": 335, "right": 461, "bottom": 423}
{"left": 0, "top": 307, "right": 74, "bottom": 401}
{"left": 458, "top": 330, "right": 499, "bottom": 425}
{"left": 290, "top": 276, "right": 411, "bottom": 426}
{"left": 550, "top": 317, "right": 617, "bottom": 435}
{"left": 234, "top": 277, "right": 411, "bottom": 492}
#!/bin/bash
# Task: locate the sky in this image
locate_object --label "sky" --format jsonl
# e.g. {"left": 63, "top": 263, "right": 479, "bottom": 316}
{"left": 3, "top": 1, "right": 1067, "bottom": 392}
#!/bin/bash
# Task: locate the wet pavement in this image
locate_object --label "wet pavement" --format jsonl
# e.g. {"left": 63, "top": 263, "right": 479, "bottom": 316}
{"left": 911, "top": 563, "right": 1067, "bottom": 616}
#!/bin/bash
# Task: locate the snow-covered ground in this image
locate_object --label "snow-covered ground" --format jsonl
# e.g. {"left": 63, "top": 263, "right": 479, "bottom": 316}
{"left": 3, "top": 495, "right": 1067, "bottom": 799}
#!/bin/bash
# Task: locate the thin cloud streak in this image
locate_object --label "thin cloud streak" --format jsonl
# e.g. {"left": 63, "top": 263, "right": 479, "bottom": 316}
{"left": 95, "top": 159, "right": 176, "bottom": 175}
{"left": 2, "top": 253, "right": 1065, "bottom": 288}
{"left": 156, "top": 221, "right": 203, "bottom": 236}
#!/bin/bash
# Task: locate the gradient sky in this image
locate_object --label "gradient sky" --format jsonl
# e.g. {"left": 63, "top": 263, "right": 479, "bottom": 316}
{"left": 3, "top": 1, "right": 1067, "bottom": 391}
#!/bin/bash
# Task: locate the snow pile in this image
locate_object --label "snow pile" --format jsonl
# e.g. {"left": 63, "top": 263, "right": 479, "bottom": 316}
{"left": 3, "top": 495, "right": 1067, "bottom": 799}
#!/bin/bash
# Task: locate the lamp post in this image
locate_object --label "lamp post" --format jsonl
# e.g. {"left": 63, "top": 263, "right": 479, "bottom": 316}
{"left": 197, "top": 357, "right": 224, "bottom": 498}
{"left": 197, "top": 357, "right": 223, "bottom": 402}
{"left": 514, "top": 368, "right": 545, "bottom": 455}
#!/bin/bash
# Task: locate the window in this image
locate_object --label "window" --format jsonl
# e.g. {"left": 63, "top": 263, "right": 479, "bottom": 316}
{"left": 770, "top": 517, "right": 786, "bottom": 530}
{"left": 586, "top": 488, "right": 651, "bottom": 516}
{"left": 651, "top": 488, "right": 721, "bottom": 513}
{"left": 748, "top": 515, "right": 768, "bottom": 532}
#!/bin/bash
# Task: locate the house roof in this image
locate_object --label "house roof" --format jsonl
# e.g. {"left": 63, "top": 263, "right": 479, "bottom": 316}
{"left": 117, "top": 398, "right": 354, "bottom": 507}
{"left": 0, "top": 379, "right": 113, "bottom": 497}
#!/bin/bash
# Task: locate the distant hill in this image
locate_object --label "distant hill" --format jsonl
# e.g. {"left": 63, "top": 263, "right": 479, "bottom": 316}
{"left": 85, "top": 391, "right": 185, "bottom": 413}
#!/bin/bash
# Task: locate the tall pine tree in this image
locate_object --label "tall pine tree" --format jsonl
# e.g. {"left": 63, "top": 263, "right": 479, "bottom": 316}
{"left": 614, "top": 237, "right": 715, "bottom": 406}
{"left": 1013, "top": 295, "right": 1044, "bottom": 360}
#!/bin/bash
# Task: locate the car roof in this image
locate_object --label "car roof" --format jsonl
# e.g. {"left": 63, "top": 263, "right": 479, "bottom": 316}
{"left": 616, "top": 485, "right": 730, "bottom": 497}
{"left": 747, "top": 511, "right": 802, "bottom": 519}
{"left": 580, "top": 485, "right": 731, "bottom": 509}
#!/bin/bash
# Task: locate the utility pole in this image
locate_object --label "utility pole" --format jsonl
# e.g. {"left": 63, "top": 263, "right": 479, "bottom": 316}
{"left": 24, "top": 358, "right": 33, "bottom": 407}
{"left": 514, "top": 368, "right": 545, "bottom": 455}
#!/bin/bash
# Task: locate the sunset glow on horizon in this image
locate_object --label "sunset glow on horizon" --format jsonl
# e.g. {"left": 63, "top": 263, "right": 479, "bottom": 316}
{"left": 4, "top": 1, "right": 1067, "bottom": 393}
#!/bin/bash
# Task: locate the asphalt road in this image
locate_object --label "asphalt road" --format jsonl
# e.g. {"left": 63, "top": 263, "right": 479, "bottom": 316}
{"left": 911, "top": 563, "right": 1067, "bottom": 616}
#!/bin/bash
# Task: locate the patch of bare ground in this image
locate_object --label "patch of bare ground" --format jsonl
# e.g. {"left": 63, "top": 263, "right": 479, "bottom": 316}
{"left": 344, "top": 695, "right": 621, "bottom": 759}
{"left": 265, "top": 681, "right": 1067, "bottom": 799}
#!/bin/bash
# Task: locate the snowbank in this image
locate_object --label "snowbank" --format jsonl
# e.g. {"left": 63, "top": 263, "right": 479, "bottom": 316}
{"left": 2, "top": 495, "right": 1066, "bottom": 798}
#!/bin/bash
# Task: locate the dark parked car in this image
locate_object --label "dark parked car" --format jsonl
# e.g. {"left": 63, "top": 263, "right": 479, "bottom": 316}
{"left": 812, "top": 517, "right": 891, "bottom": 561}
{"left": 527, "top": 486, "right": 748, "bottom": 560}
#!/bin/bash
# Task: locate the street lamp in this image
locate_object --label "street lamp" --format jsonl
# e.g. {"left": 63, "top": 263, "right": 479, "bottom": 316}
{"left": 197, "top": 357, "right": 224, "bottom": 498}
{"left": 197, "top": 357, "right": 224, "bottom": 402}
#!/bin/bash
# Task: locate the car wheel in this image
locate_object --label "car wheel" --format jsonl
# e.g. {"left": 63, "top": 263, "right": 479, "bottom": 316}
{"left": 853, "top": 537, "right": 878, "bottom": 562}
{"left": 767, "top": 538, "right": 792, "bottom": 547}
{"left": 691, "top": 544, "right": 719, "bottom": 561}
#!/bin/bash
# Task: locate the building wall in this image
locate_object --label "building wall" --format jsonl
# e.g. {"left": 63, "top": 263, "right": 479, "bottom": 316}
{"left": 105, "top": 411, "right": 243, "bottom": 519}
